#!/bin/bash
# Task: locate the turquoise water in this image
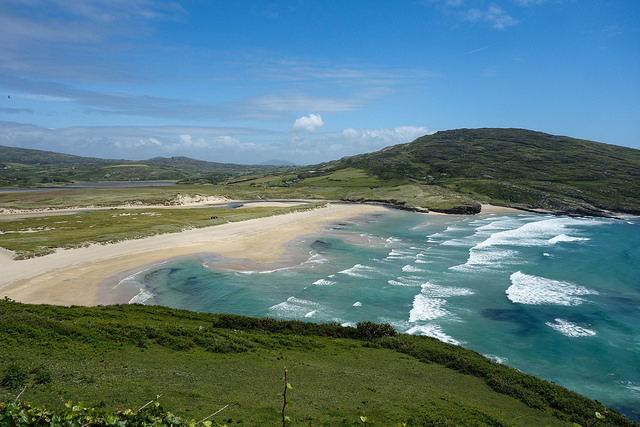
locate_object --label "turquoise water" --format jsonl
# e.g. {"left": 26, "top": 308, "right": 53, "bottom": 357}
{"left": 119, "top": 209, "right": 640, "bottom": 420}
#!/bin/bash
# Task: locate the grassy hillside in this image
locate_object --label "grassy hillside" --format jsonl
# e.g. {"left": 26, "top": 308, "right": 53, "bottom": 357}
{"left": 1, "top": 300, "right": 636, "bottom": 426}
{"left": 0, "top": 146, "right": 282, "bottom": 186}
{"left": 331, "top": 128, "right": 640, "bottom": 216}
{"left": 4, "top": 128, "right": 640, "bottom": 216}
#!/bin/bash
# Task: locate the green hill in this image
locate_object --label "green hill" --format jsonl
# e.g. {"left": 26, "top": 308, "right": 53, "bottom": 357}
{"left": 0, "top": 146, "right": 282, "bottom": 186}
{"left": 1, "top": 300, "right": 636, "bottom": 426}
{"left": 327, "top": 128, "right": 640, "bottom": 216}
{"left": 4, "top": 128, "right": 640, "bottom": 216}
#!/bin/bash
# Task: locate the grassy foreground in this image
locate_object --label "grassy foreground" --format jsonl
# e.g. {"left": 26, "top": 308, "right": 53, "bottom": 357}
{"left": 0, "top": 300, "right": 635, "bottom": 426}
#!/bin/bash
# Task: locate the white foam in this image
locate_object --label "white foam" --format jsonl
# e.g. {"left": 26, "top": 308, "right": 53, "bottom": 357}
{"left": 386, "top": 249, "right": 415, "bottom": 260}
{"left": 128, "top": 288, "right": 155, "bottom": 304}
{"left": 385, "top": 237, "right": 402, "bottom": 246}
{"left": 402, "top": 264, "right": 423, "bottom": 273}
{"left": 545, "top": 318, "right": 596, "bottom": 337}
{"left": 306, "top": 253, "right": 330, "bottom": 264}
{"left": 405, "top": 324, "right": 461, "bottom": 346}
{"left": 484, "top": 354, "right": 508, "bottom": 364}
{"left": 419, "top": 282, "right": 474, "bottom": 298}
{"left": 388, "top": 278, "right": 422, "bottom": 287}
{"left": 450, "top": 248, "right": 518, "bottom": 271}
{"left": 408, "top": 294, "right": 448, "bottom": 322}
{"left": 312, "top": 278, "right": 336, "bottom": 286}
{"left": 338, "top": 264, "right": 382, "bottom": 278}
{"left": 476, "top": 217, "right": 597, "bottom": 249}
{"left": 352, "top": 301, "right": 362, "bottom": 307}
{"left": 268, "top": 296, "right": 323, "bottom": 318}
{"left": 507, "top": 271, "right": 599, "bottom": 306}
{"left": 549, "top": 234, "right": 590, "bottom": 244}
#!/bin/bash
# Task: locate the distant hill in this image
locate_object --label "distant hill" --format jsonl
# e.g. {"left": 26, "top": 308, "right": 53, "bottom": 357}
{"left": 3, "top": 128, "right": 640, "bottom": 216}
{"left": 327, "top": 128, "right": 640, "bottom": 216}
{"left": 0, "top": 146, "right": 282, "bottom": 186}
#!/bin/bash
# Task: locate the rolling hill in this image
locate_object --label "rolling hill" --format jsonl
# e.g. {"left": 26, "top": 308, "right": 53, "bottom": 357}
{"left": 0, "top": 146, "right": 282, "bottom": 186}
{"left": 3, "top": 128, "right": 640, "bottom": 217}
{"left": 321, "top": 128, "right": 640, "bottom": 216}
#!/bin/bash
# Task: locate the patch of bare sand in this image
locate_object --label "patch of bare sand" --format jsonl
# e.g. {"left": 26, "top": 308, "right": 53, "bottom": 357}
{"left": 0, "top": 204, "right": 385, "bottom": 306}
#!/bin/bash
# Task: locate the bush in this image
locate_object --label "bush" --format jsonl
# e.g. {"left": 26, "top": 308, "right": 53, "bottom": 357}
{"left": 1, "top": 364, "right": 28, "bottom": 390}
{"left": 356, "top": 321, "right": 397, "bottom": 339}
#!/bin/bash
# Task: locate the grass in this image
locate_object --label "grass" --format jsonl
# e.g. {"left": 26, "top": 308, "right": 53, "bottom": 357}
{"left": 4, "top": 128, "right": 640, "bottom": 216}
{"left": 334, "top": 128, "right": 640, "bottom": 215}
{"left": 1, "top": 301, "right": 635, "bottom": 426}
{"left": 0, "top": 202, "right": 324, "bottom": 259}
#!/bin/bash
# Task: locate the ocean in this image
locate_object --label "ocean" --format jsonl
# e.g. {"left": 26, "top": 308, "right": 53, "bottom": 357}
{"left": 117, "top": 208, "right": 640, "bottom": 421}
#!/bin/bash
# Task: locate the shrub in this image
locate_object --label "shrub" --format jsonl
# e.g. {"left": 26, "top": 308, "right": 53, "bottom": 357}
{"left": 1, "top": 364, "right": 28, "bottom": 390}
{"left": 356, "top": 321, "right": 397, "bottom": 339}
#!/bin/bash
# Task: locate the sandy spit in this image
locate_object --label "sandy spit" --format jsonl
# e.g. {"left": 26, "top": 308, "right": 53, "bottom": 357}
{"left": 0, "top": 204, "right": 386, "bottom": 307}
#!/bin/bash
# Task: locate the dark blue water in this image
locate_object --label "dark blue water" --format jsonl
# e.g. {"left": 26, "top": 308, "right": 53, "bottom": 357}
{"left": 120, "top": 209, "right": 640, "bottom": 420}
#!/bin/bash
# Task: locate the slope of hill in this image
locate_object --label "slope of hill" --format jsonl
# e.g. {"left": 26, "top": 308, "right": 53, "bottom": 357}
{"left": 330, "top": 128, "right": 640, "bottom": 216}
{"left": 0, "top": 146, "right": 282, "bottom": 186}
{"left": 0, "top": 300, "right": 636, "bottom": 426}
{"left": 3, "top": 128, "right": 640, "bottom": 216}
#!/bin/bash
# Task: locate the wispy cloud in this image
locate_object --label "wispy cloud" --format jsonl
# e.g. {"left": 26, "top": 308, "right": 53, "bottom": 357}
{"left": 465, "top": 4, "right": 519, "bottom": 29}
{"left": 0, "top": 121, "right": 431, "bottom": 165}
{"left": 232, "top": 87, "right": 392, "bottom": 121}
{"left": 426, "top": 0, "right": 520, "bottom": 29}
{"left": 512, "top": 0, "right": 548, "bottom": 6}
{"left": 0, "top": 0, "right": 185, "bottom": 82}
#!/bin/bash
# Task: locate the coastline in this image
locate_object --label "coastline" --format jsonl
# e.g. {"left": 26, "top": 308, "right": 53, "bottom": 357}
{"left": 0, "top": 202, "right": 522, "bottom": 307}
{"left": 0, "top": 203, "right": 387, "bottom": 306}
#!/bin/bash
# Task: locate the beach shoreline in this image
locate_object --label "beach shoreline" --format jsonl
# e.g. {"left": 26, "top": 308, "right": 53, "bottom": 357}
{"left": 0, "top": 203, "right": 388, "bottom": 306}
{"left": 0, "top": 202, "right": 522, "bottom": 307}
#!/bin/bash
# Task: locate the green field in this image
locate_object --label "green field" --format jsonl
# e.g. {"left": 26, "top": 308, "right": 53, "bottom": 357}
{"left": 1, "top": 301, "right": 634, "bottom": 426}
{"left": 0, "top": 198, "right": 323, "bottom": 259}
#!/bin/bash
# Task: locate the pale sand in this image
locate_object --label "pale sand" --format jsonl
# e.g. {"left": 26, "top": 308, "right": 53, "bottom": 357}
{"left": 479, "top": 204, "right": 523, "bottom": 214}
{"left": 0, "top": 203, "right": 386, "bottom": 306}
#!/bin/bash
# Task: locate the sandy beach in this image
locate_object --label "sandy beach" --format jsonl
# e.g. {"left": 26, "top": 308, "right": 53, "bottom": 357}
{"left": 0, "top": 203, "right": 387, "bottom": 306}
{"left": 0, "top": 202, "right": 522, "bottom": 307}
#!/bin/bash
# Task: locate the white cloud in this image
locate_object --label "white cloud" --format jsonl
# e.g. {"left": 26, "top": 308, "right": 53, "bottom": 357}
{"left": 279, "top": 125, "right": 433, "bottom": 164}
{"left": 0, "top": 121, "right": 433, "bottom": 165}
{"left": 486, "top": 4, "right": 519, "bottom": 29}
{"left": 465, "top": 4, "right": 518, "bottom": 29}
{"left": 512, "top": 0, "right": 547, "bottom": 6}
{"left": 292, "top": 113, "right": 324, "bottom": 133}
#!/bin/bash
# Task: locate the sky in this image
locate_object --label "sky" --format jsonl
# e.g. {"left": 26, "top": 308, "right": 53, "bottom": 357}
{"left": 1, "top": 0, "right": 639, "bottom": 165}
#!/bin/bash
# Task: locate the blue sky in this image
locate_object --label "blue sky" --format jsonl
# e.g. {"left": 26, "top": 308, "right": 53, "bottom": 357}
{"left": 1, "top": 0, "right": 639, "bottom": 164}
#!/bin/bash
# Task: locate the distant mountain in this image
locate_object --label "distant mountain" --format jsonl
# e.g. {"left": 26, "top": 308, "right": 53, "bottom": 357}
{"left": 0, "top": 145, "right": 124, "bottom": 166}
{"left": 329, "top": 128, "right": 640, "bottom": 216}
{"left": 3, "top": 128, "right": 640, "bottom": 217}
{"left": 0, "top": 146, "right": 281, "bottom": 186}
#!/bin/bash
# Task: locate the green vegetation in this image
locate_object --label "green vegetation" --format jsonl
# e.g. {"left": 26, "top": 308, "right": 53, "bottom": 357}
{"left": 332, "top": 128, "right": 640, "bottom": 215}
{"left": 4, "top": 128, "right": 640, "bottom": 215}
{"left": 0, "top": 146, "right": 286, "bottom": 186}
{"left": 0, "top": 202, "right": 324, "bottom": 259}
{"left": 1, "top": 300, "right": 635, "bottom": 426}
